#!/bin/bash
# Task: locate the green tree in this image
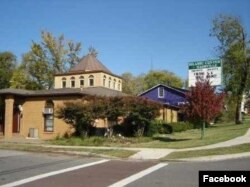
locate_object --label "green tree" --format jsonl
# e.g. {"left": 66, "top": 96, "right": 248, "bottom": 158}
{"left": 210, "top": 15, "right": 250, "bottom": 124}
{"left": 144, "top": 70, "right": 183, "bottom": 90}
{"left": 57, "top": 96, "right": 161, "bottom": 137}
{"left": 0, "top": 52, "right": 16, "bottom": 89}
{"left": 57, "top": 96, "right": 107, "bottom": 137}
{"left": 121, "top": 70, "right": 183, "bottom": 95}
{"left": 121, "top": 72, "right": 145, "bottom": 95}
{"left": 10, "top": 64, "right": 41, "bottom": 90}
{"left": 22, "top": 31, "right": 82, "bottom": 89}
{"left": 123, "top": 96, "right": 161, "bottom": 137}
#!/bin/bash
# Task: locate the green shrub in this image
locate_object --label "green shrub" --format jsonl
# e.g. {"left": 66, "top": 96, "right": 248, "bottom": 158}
{"left": 91, "top": 137, "right": 106, "bottom": 145}
{"left": 145, "top": 121, "right": 159, "bottom": 137}
{"left": 113, "top": 124, "right": 124, "bottom": 135}
{"left": 169, "top": 122, "right": 194, "bottom": 132}
{"left": 161, "top": 123, "right": 173, "bottom": 134}
{"left": 149, "top": 120, "right": 173, "bottom": 134}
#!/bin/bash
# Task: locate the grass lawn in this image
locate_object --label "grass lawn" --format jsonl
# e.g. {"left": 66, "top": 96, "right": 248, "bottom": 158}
{"left": 162, "top": 143, "right": 250, "bottom": 160}
{"left": 137, "top": 122, "right": 249, "bottom": 149}
{"left": 48, "top": 122, "right": 249, "bottom": 149}
{"left": 0, "top": 144, "right": 137, "bottom": 158}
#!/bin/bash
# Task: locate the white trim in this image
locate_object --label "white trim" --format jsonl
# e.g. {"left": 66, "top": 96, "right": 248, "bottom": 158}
{"left": 158, "top": 87, "right": 165, "bottom": 98}
{"left": 138, "top": 84, "right": 186, "bottom": 96}
{"left": 61, "top": 77, "right": 67, "bottom": 88}
{"left": 108, "top": 163, "right": 167, "bottom": 187}
{"left": 88, "top": 75, "right": 94, "bottom": 86}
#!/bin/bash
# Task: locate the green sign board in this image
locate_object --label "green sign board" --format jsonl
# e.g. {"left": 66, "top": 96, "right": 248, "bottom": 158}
{"left": 188, "top": 59, "right": 222, "bottom": 87}
{"left": 189, "top": 59, "right": 221, "bottom": 70}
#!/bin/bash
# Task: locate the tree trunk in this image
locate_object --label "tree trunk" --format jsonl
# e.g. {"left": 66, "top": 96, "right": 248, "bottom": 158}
{"left": 201, "top": 121, "right": 205, "bottom": 140}
{"left": 235, "top": 100, "right": 243, "bottom": 124}
{"left": 235, "top": 64, "right": 248, "bottom": 124}
{"left": 235, "top": 71, "right": 247, "bottom": 124}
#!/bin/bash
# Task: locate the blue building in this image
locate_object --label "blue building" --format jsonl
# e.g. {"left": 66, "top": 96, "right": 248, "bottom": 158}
{"left": 138, "top": 84, "right": 187, "bottom": 122}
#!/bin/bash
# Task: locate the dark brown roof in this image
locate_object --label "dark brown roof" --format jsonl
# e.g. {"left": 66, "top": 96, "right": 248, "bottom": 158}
{"left": 0, "top": 87, "right": 127, "bottom": 97}
{"left": 69, "top": 53, "right": 112, "bottom": 74}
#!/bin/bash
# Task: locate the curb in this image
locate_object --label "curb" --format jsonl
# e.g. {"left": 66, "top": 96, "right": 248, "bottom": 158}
{"left": 171, "top": 152, "right": 250, "bottom": 162}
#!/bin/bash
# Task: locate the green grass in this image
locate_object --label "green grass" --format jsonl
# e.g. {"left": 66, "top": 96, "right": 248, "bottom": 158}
{"left": 87, "top": 149, "right": 136, "bottom": 158}
{"left": 136, "top": 122, "right": 249, "bottom": 149}
{"left": 48, "top": 136, "right": 152, "bottom": 147}
{"left": 47, "top": 122, "right": 249, "bottom": 149}
{"left": 0, "top": 144, "right": 137, "bottom": 158}
{"left": 162, "top": 143, "right": 250, "bottom": 160}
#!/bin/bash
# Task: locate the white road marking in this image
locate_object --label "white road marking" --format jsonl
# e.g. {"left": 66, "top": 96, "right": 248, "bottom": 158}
{"left": 108, "top": 163, "right": 168, "bottom": 187}
{"left": 0, "top": 159, "right": 109, "bottom": 187}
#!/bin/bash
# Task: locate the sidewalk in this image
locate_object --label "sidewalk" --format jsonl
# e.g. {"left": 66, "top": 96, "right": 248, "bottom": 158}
{"left": 129, "top": 127, "right": 250, "bottom": 160}
{"left": 1, "top": 128, "right": 250, "bottom": 161}
{"left": 179, "top": 127, "right": 250, "bottom": 152}
{"left": 42, "top": 128, "right": 250, "bottom": 160}
{"left": 175, "top": 152, "right": 250, "bottom": 162}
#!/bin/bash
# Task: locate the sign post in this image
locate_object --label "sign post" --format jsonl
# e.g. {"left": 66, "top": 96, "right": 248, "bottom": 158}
{"left": 188, "top": 59, "right": 222, "bottom": 87}
{"left": 188, "top": 59, "right": 222, "bottom": 139}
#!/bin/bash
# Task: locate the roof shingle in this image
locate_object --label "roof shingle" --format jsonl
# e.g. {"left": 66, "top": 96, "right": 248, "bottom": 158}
{"left": 69, "top": 53, "right": 112, "bottom": 74}
{"left": 0, "top": 87, "right": 127, "bottom": 97}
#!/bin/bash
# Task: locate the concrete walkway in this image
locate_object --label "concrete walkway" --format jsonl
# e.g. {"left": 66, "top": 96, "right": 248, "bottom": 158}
{"left": 129, "top": 127, "right": 250, "bottom": 160}
{"left": 128, "top": 148, "right": 175, "bottom": 160}
{"left": 1, "top": 127, "right": 250, "bottom": 161}
{"left": 39, "top": 128, "right": 250, "bottom": 160}
{"left": 41, "top": 145, "right": 176, "bottom": 160}
{"left": 179, "top": 127, "right": 250, "bottom": 152}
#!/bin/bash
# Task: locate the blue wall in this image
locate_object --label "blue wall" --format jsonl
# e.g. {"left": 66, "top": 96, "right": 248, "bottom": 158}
{"left": 139, "top": 85, "right": 187, "bottom": 106}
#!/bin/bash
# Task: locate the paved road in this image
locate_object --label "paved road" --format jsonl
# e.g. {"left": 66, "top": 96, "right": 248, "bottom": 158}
{"left": 126, "top": 157, "right": 250, "bottom": 187}
{"left": 1, "top": 150, "right": 250, "bottom": 187}
{"left": 0, "top": 149, "right": 102, "bottom": 186}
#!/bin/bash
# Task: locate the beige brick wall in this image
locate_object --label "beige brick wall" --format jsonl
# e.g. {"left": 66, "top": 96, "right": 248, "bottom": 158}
{"left": 157, "top": 107, "right": 178, "bottom": 123}
{"left": 18, "top": 96, "right": 108, "bottom": 140}
{"left": 5, "top": 94, "right": 179, "bottom": 140}
{"left": 54, "top": 72, "right": 122, "bottom": 91}
{"left": 19, "top": 96, "right": 78, "bottom": 139}
{"left": 4, "top": 96, "right": 14, "bottom": 139}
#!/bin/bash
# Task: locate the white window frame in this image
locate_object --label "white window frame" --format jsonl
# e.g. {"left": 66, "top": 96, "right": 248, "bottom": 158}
{"left": 70, "top": 77, "right": 75, "bottom": 88}
{"left": 89, "top": 75, "right": 94, "bottom": 86}
{"left": 79, "top": 76, "right": 84, "bottom": 87}
{"left": 158, "top": 87, "right": 165, "bottom": 98}
{"left": 103, "top": 75, "right": 106, "bottom": 87}
{"left": 62, "top": 78, "right": 66, "bottom": 88}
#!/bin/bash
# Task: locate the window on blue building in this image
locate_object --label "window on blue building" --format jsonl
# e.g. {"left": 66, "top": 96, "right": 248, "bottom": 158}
{"left": 158, "top": 87, "right": 165, "bottom": 98}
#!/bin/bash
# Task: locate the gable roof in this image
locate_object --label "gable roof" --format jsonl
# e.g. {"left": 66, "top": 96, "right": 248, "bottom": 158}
{"left": 69, "top": 53, "right": 112, "bottom": 74}
{"left": 138, "top": 84, "right": 187, "bottom": 96}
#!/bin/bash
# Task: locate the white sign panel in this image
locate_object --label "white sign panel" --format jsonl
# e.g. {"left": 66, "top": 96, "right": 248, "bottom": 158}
{"left": 188, "top": 59, "right": 222, "bottom": 87}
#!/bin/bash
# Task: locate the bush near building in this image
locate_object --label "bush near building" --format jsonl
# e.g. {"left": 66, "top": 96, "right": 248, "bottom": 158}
{"left": 57, "top": 95, "right": 162, "bottom": 137}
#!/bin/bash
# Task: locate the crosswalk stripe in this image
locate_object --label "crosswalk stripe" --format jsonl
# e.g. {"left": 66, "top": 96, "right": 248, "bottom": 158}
{"left": 108, "top": 163, "right": 168, "bottom": 187}
{"left": 0, "top": 159, "right": 109, "bottom": 187}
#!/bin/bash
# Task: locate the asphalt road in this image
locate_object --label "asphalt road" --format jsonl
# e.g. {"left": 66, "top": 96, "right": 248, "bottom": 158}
{"left": 0, "top": 149, "right": 250, "bottom": 187}
{"left": 0, "top": 149, "right": 102, "bottom": 185}
{"left": 127, "top": 157, "right": 250, "bottom": 187}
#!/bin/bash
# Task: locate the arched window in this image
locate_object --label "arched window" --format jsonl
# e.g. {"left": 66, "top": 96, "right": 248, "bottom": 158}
{"left": 103, "top": 75, "right": 106, "bottom": 87}
{"left": 108, "top": 77, "right": 111, "bottom": 88}
{"left": 118, "top": 80, "right": 121, "bottom": 91}
{"left": 89, "top": 75, "right": 94, "bottom": 86}
{"left": 70, "top": 77, "right": 75, "bottom": 88}
{"left": 79, "top": 76, "right": 84, "bottom": 87}
{"left": 113, "top": 79, "right": 116, "bottom": 89}
{"left": 44, "top": 100, "right": 54, "bottom": 132}
{"left": 62, "top": 77, "right": 66, "bottom": 88}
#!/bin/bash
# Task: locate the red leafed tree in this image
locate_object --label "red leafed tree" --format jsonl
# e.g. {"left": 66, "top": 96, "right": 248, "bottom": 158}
{"left": 183, "top": 80, "right": 225, "bottom": 139}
